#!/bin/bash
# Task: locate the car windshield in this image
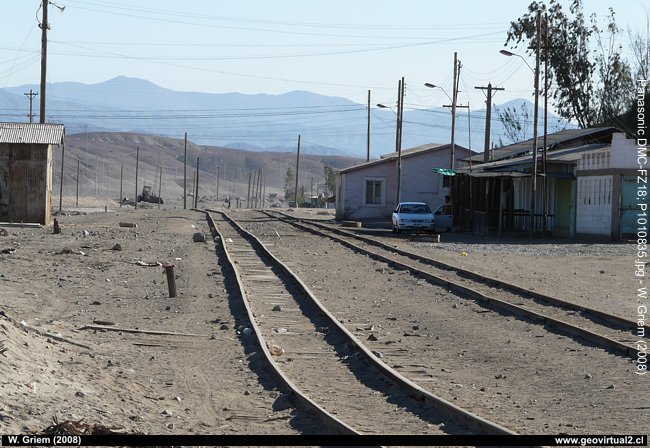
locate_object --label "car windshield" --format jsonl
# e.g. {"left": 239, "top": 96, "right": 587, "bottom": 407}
{"left": 400, "top": 204, "right": 431, "bottom": 214}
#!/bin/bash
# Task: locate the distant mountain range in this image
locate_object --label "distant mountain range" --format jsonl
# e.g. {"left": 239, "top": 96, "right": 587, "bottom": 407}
{"left": 0, "top": 76, "right": 568, "bottom": 157}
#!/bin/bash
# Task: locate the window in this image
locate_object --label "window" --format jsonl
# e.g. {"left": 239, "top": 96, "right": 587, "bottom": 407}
{"left": 442, "top": 175, "right": 450, "bottom": 188}
{"left": 363, "top": 177, "right": 385, "bottom": 206}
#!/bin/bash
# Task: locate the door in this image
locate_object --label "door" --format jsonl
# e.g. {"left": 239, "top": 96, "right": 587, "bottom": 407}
{"left": 620, "top": 176, "right": 638, "bottom": 239}
{"left": 434, "top": 204, "right": 453, "bottom": 232}
{"left": 554, "top": 180, "right": 573, "bottom": 238}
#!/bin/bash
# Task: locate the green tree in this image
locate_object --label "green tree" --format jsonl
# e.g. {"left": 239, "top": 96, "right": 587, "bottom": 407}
{"left": 284, "top": 167, "right": 295, "bottom": 200}
{"left": 505, "top": 0, "right": 633, "bottom": 128}
{"left": 497, "top": 102, "right": 530, "bottom": 144}
{"left": 323, "top": 164, "right": 337, "bottom": 196}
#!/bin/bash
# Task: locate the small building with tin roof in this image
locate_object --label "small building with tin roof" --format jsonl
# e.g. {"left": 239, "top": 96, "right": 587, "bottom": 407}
{"left": 0, "top": 122, "right": 65, "bottom": 225}
{"left": 335, "top": 142, "right": 472, "bottom": 221}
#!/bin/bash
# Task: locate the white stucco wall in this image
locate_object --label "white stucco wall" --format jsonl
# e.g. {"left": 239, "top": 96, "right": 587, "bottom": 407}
{"left": 576, "top": 175, "right": 613, "bottom": 235}
{"left": 336, "top": 146, "right": 469, "bottom": 220}
{"left": 609, "top": 132, "right": 638, "bottom": 169}
{"left": 339, "top": 161, "right": 397, "bottom": 220}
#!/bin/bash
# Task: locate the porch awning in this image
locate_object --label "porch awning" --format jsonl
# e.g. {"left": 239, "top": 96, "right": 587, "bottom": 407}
{"left": 457, "top": 170, "right": 530, "bottom": 178}
{"left": 432, "top": 168, "right": 456, "bottom": 176}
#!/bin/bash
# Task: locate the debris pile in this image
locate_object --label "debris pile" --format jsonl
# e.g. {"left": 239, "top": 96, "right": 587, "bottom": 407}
{"left": 41, "top": 417, "right": 128, "bottom": 435}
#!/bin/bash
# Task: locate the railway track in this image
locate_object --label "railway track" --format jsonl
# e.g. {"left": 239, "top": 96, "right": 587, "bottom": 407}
{"left": 205, "top": 210, "right": 518, "bottom": 437}
{"left": 263, "top": 210, "right": 648, "bottom": 360}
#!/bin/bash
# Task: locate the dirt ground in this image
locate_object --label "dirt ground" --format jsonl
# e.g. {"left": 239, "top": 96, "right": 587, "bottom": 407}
{"left": 0, "top": 200, "right": 311, "bottom": 436}
{"left": 0, "top": 201, "right": 645, "bottom": 437}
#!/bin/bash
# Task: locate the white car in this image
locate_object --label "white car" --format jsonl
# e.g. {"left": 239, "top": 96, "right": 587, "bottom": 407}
{"left": 391, "top": 202, "right": 435, "bottom": 233}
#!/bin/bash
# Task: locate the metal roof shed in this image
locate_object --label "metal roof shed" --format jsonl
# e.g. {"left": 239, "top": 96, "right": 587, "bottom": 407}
{"left": 0, "top": 122, "right": 65, "bottom": 225}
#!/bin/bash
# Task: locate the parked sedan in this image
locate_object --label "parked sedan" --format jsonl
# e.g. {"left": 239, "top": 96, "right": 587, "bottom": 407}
{"left": 391, "top": 202, "right": 435, "bottom": 233}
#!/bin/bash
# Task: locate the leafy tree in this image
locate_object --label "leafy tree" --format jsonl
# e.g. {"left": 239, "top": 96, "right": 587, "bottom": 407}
{"left": 628, "top": 15, "right": 650, "bottom": 84}
{"left": 284, "top": 167, "right": 295, "bottom": 200}
{"left": 497, "top": 102, "right": 530, "bottom": 144}
{"left": 323, "top": 164, "right": 337, "bottom": 196}
{"left": 505, "top": 0, "right": 633, "bottom": 128}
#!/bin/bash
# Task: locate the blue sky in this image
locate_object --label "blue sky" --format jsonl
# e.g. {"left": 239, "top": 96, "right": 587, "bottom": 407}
{"left": 1, "top": 0, "right": 648, "bottom": 113}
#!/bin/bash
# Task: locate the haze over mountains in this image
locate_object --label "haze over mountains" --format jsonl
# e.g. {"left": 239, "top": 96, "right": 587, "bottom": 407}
{"left": 0, "top": 76, "right": 567, "bottom": 157}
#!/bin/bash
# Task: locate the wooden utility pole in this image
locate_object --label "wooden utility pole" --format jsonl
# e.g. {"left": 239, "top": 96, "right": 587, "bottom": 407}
{"left": 119, "top": 163, "right": 123, "bottom": 207}
{"left": 475, "top": 83, "right": 504, "bottom": 163}
{"left": 366, "top": 89, "right": 371, "bottom": 162}
{"left": 530, "top": 9, "right": 541, "bottom": 237}
{"left": 39, "top": 0, "right": 48, "bottom": 123}
{"left": 216, "top": 160, "right": 220, "bottom": 201}
{"left": 183, "top": 132, "right": 187, "bottom": 209}
{"left": 250, "top": 170, "right": 256, "bottom": 208}
{"left": 76, "top": 159, "right": 80, "bottom": 207}
{"left": 134, "top": 145, "right": 140, "bottom": 210}
{"left": 194, "top": 157, "right": 200, "bottom": 209}
{"left": 158, "top": 166, "right": 162, "bottom": 209}
{"left": 294, "top": 135, "right": 301, "bottom": 207}
{"left": 59, "top": 142, "right": 65, "bottom": 212}
{"left": 257, "top": 169, "right": 264, "bottom": 210}
{"left": 543, "top": 13, "right": 549, "bottom": 234}
{"left": 24, "top": 90, "right": 38, "bottom": 123}
{"left": 450, "top": 52, "right": 459, "bottom": 171}
{"left": 247, "top": 172, "right": 252, "bottom": 208}
{"left": 395, "top": 78, "right": 404, "bottom": 206}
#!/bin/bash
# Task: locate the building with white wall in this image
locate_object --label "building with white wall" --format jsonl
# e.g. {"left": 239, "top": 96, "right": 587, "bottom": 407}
{"left": 335, "top": 143, "right": 471, "bottom": 221}
{"left": 575, "top": 133, "right": 638, "bottom": 239}
{"left": 455, "top": 128, "right": 638, "bottom": 240}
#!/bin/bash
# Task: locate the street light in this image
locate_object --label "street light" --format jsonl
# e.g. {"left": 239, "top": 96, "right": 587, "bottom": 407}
{"left": 424, "top": 83, "right": 453, "bottom": 103}
{"left": 377, "top": 76, "right": 404, "bottom": 206}
{"left": 500, "top": 11, "right": 541, "bottom": 237}
{"left": 499, "top": 49, "right": 535, "bottom": 73}
{"left": 424, "top": 81, "right": 460, "bottom": 173}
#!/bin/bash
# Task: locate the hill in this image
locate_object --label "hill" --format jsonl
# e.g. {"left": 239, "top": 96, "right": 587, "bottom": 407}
{"left": 1, "top": 77, "right": 569, "bottom": 157}
{"left": 55, "top": 132, "right": 364, "bottom": 207}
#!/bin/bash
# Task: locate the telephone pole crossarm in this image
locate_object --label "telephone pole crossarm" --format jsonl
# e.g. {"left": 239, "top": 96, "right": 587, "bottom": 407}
{"left": 474, "top": 84, "right": 505, "bottom": 163}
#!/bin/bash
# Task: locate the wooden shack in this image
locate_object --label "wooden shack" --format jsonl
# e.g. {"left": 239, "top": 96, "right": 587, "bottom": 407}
{"left": 0, "top": 122, "right": 65, "bottom": 225}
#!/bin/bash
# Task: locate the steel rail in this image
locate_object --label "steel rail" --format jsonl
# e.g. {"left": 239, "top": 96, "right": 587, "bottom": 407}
{"left": 205, "top": 210, "right": 362, "bottom": 437}
{"left": 209, "top": 209, "right": 520, "bottom": 437}
{"left": 263, "top": 210, "right": 645, "bottom": 360}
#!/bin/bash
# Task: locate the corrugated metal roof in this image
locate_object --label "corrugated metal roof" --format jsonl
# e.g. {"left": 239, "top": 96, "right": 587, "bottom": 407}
{"left": 465, "top": 127, "right": 617, "bottom": 163}
{"left": 340, "top": 143, "right": 471, "bottom": 174}
{"left": 0, "top": 122, "right": 65, "bottom": 145}
{"left": 457, "top": 142, "right": 608, "bottom": 177}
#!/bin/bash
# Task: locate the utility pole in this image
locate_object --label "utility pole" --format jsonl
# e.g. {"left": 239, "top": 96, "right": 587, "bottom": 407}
{"left": 450, "top": 52, "right": 459, "bottom": 171}
{"left": 24, "top": 90, "right": 38, "bottom": 123}
{"left": 474, "top": 83, "right": 505, "bottom": 162}
{"left": 39, "top": 0, "right": 48, "bottom": 123}
{"left": 542, "top": 13, "right": 549, "bottom": 234}
{"left": 247, "top": 172, "right": 252, "bottom": 208}
{"left": 257, "top": 168, "right": 264, "bottom": 210}
{"left": 76, "top": 159, "right": 80, "bottom": 207}
{"left": 530, "top": 9, "right": 541, "bottom": 237}
{"left": 366, "top": 89, "right": 371, "bottom": 162}
{"left": 119, "top": 163, "right": 123, "bottom": 207}
{"left": 158, "top": 166, "right": 162, "bottom": 209}
{"left": 294, "top": 135, "right": 301, "bottom": 207}
{"left": 135, "top": 145, "right": 140, "bottom": 210}
{"left": 216, "top": 159, "right": 220, "bottom": 202}
{"left": 183, "top": 132, "right": 187, "bottom": 209}
{"left": 194, "top": 157, "right": 200, "bottom": 209}
{"left": 395, "top": 77, "right": 405, "bottom": 206}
